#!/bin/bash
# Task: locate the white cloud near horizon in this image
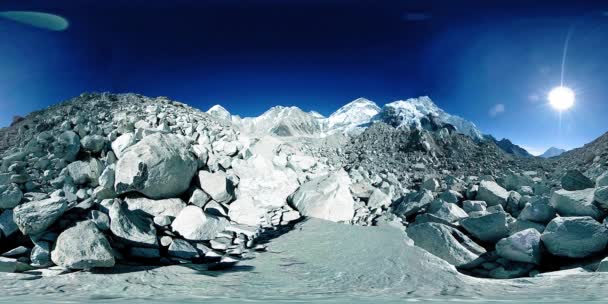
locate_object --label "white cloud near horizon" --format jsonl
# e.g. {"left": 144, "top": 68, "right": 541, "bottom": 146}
{"left": 520, "top": 145, "right": 547, "bottom": 156}
{"left": 489, "top": 103, "right": 505, "bottom": 117}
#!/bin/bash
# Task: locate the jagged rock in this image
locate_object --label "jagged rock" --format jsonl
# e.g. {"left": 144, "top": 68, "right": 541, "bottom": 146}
{"left": 67, "top": 158, "right": 104, "bottom": 186}
{"left": 476, "top": 181, "right": 509, "bottom": 207}
{"left": 462, "top": 200, "right": 487, "bottom": 213}
{"left": 125, "top": 197, "right": 186, "bottom": 218}
{"left": 57, "top": 131, "right": 80, "bottom": 162}
{"left": 89, "top": 210, "right": 110, "bottom": 231}
{"left": 81, "top": 135, "right": 107, "bottom": 153}
{"left": 203, "top": 200, "right": 227, "bottom": 217}
{"left": 550, "top": 189, "right": 604, "bottom": 220}
{"left": 289, "top": 170, "right": 355, "bottom": 222}
{"left": 228, "top": 195, "right": 268, "bottom": 226}
{"left": 111, "top": 133, "right": 136, "bottom": 159}
{"left": 426, "top": 199, "right": 468, "bottom": 223}
{"left": 421, "top": 178, "right": 440, "bottom": 192}
{"left": 460, "top": 211, "right": 509, "bottom": 242}
{"left": 367, "top": 188, "right": 391, "bottom": 209}
{"left": 541, "top": 216, "right": 608, "bottom": 258}
{"left": 596, "top": 257, "right": 608, "bottom": 272}
{"left": 198, "top": 171, "right": 235, "bottom": 204}
{"left": 188, "top": 188, "right": 210, "bottom": 207}
{"left": 518, "top": 197, "right": 556, "bottom": 224}
{"left": 172, "top": 205, "right": 228, "bottom": 241}
{"left": 0, "top": 183, "right": 23, "bottom": 208}
{"left": 408, "top": 222, "right": 486, "bottom": 268}
{"left": 51, "top": 221, "right": 114, "bottom": 269}
{"left": 508, "top": 220, "right": 545, "bottom": 235}
{"left": 231, "top": 154, "right": 299, "bottom": 209}
{"left": 349, "top": 183, "right": 375, "bottom": 201}
{"left": 2, "top": 246, "right": 29, "bottom": 257}
{"left": 502, "top": 173, "right": 535, "bottom": 191}
{"left": 394, "top": 190, "right": 434, "bottom": 218}
{"left": 561, "top": 170, "right": 594, "bottom": 191}
{"left": 109, "top": 200, "right": 158, "bottom": 247}
{"left": 439, "top": 190, "right": 463, "bottom": 204}
{"left": 496, "top": 228, "right": 542, "bottom": 264}
{"left": 114, "top": 133, "right": 198, "bottom": 199}
{"left": 594, "top": 186, "right": 608, "bottom": 209}
{"left": 0, "top": 209, "right": 18, "bottom": 237}
{"left": 13, "top": 197, "right": 67, "bottom": 235}
{"left": 597, "top": 172, "right": 608, "bottom": 188}
{"left": 30, "top": 241, "right": 52, "bottom": 267}
{"left": 168, "top": 239, "right": 199, "bottom": 259}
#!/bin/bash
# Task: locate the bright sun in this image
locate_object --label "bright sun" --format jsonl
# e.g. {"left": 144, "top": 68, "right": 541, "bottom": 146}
{"left": 548, "top": 86, "right": 575, "bottom": 111}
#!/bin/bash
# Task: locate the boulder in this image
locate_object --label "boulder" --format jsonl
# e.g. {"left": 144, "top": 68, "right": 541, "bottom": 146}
{"left": 518, "top": 197, "right": 556, "bottom": 224}
{"left": 421, "top": 178, "right": 440, "bottom": 192}
{"left": 57, "top": 131, "right": 80, "bottom": 161}
{"left": 172, "top": 205, "right": 228, "bottom": 241}
{"left": 198, "top": 171, "right": 235, "bottom": 204}
{"left": 496, "top": 228, "right": 542, "bottom": 264}
{"left": 439, "top": 190, "right": 463, "bottom": 204}
{"left": 13, "top": 197, "right": 67, "bottom": 235}
{"left": 67, "top": 158, "right": 104, "bottom": 186}
{"left": 367, "top": 188, "right": 391, "bottom": 209}
{"left": 289, "top": 170, "right": 355, "bottom": 222}
{"left": 597, "top": 172, "right": 608, "bottom": 188}
{"left": 462, "top": 200, "right": 487, "bottom": 213}
{"left": 167, "top": 239, "right": 199, "bottom": 259}
{"left": 188, "top": 188, "right": 211, "bottom": 207}
{"left": 541, "top": 216, "right": 608, "bottom": 258}
{"left": 228, "top": 195, "right": 268, "bottom": 226}
{"left": 114, "top": 133, "right": 198, "bottom": 199}
{"left": 111, "top": 133, "right": 136, "bottom": 159}
{"left": 502, "top": 173, "right": 535, "bottom": 191}
{"left": 125, "top": 197, "right": 186, "bottom": 218}
{"left": 89, "top": 210, "right": 110, "bottom": 231}
{"left": 394, "top": 190, "right": 434, "bottom": 218}
{"left": 51, "top": 221, "right": 114, "bottom": 269}
{"left": 426, "top": 199, "right": 468, "bottom": 223}
{"left": 508, "top": 220, "right": 545, "bottom": 235}
{"left": 30, "top": 241, "right": 52, "bottom": 267}
{"left": 476, "top": 181, "right": 509, "bottom": 207}
{"left": 81, "top": 135, "right": 107, "bottom": 153}
{"left": 231, "top": 154, "right": 299, "bottom": 209}
{"left": 0, "top": 209, "right": 18, "bottom": 237}
{"left": 109, "top": 200, "right": 158, "bottom": 247}
{"left": 0, "top": 183, "right": 23, "bottom": 208}
{"left": 349, "top": 182, "right": 374, "bottom": 201}
{"left": 407, "top": 222, "right": 486, "bottom": 268}
{"left": 594, "top": 186, "right": 608, "bottom": 209}
{"left": 561, "top": 170, "right": 594, "bottom": 191}
{"left": 550, "top": 189, "right": 604, "bottom": 220}
{"left": 460, "top": 211, "right": 509, "bottom": 242}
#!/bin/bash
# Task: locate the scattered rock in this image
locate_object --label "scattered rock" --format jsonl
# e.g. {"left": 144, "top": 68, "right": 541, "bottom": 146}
{"left": 109, "top": 200, "right": 158, "bottom": 247}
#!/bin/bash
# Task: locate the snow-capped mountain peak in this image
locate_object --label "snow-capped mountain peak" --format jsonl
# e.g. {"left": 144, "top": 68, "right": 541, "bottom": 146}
{"left": 540, "top": 147, "right": 566, "bottom": 158}
{"left": 326, "top": 97, "right": 381, "bottom": 131}
{"left": 206, "top": 104, "right": 231, "bottom": 121}
{"left": 378, "top": 96, "right": 483, "bottom": 140}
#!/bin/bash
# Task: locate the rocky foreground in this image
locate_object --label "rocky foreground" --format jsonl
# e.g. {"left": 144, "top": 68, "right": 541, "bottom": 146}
{"left": 1, "top": 92, "right": 608, "bottom": 300}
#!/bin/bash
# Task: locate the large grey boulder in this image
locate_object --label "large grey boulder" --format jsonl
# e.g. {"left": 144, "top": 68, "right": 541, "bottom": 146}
{"left": 502, "top": 173, "right": 535, "bottom": 191}
{"left": 81, "top": 135, "right": 107, "bottom": 153}
{"left": 13, "top": 197, "right": 67, "bottom": 235}
{"left": 57, "top": 131, "right": 80, "bottom": 162}
{"left": 561, "top": 170, "right": 594, "bottom": 191}
{"left": 550, "top": 189, "right": 604, "bottom": 220}
{"left": 289, "top": 170, "right": 355, "bottom": 222}
{"left": 114, "top": 133, "right": 198, "bottom": 199}
{"left": 476, "top": 180, "right": 509, "bottom": 207}
{"left": 0, "top": 183, "right": 23, "bottom": 208}
{"left": 518, "top": 197, "right": 556, "bottom": 224}
{"left": 496, "top": 228, "right": 542, "bottom": 264}
{"left": 125, "top": 197, "right": 186, "bottom": 218}
{"left": 67, "top": 158, "right": 104, "bottom": 186}
{"left": 198, "top": 171, "right": 235, "bottom": 204}
{"left": 426, "top": 200, "right": 468, "bottom": 223}
{"left": 167, "top": 239, "right": 199, "bottom": 259}
{"left": 111, "top": 133, "right": 136, "bottom": 159}
{"left": 30, "top": 241, "right": 52, "bottom": 267}
{"left": 0, "top": 209, "right": 18, "bottom": 237}
{"left": 394, "top": 190, "right": 434, "bottom": 217}
{"left": 172, "top": 205, "right": 228, "bottom": 241}
{"left": 460, "top": 211, "right": 509, "bottom": 242}
{"left": 231, "top": 154, "right": 299, "bottom": 210}
{"left": 594, "top": 186, "right": 608, "bottom": 209}
{"left": 541, "top": 216, "right": 608, "bottom": 258}
{"left": 408, "top": 222, "right": 486, "bottom": 268}
{"left": 109, "top": 200, "right": 158, "bottom": 247}
{"left": 228, "top": 195, "right": 268, "bottom": 226}
{"left": 51, "top": 221, "right": 115, "bottom": 269}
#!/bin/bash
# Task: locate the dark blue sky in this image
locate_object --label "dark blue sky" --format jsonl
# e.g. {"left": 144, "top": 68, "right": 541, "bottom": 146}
{"left": 1, "top": 0, "right": 607, "bottom": 153}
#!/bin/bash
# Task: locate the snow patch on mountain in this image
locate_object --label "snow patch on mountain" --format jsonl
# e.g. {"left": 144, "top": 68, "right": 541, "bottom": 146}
{"left": 234, "top": 106, "right": 324, "bottom": 137}
{"left": 206, "top": 104, "right": 231, "bottom": 121}
{"left": 326, "top": 98, "right": 381, "bottom": 133}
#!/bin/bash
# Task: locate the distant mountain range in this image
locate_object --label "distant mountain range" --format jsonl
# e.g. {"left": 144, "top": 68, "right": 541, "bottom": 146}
{"left": 540, "top": 147, "right": 566, "bottom": 158}
{"left": 206, "top": 96, "right": 536, "bottom": 157}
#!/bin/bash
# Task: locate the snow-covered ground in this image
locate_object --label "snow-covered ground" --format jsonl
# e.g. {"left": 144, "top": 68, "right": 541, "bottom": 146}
{"left": 1, "top": 219, "right": 606, "bottom": 303}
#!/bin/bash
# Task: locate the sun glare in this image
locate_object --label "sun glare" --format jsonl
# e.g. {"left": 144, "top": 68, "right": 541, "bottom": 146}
{"left": 548, "top": 86, "right": 575, "bottom": 111}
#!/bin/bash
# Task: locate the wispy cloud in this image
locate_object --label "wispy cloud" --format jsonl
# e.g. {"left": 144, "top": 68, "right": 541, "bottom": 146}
{"left": 489, "top": 103, "right": 505, "bottom": 117}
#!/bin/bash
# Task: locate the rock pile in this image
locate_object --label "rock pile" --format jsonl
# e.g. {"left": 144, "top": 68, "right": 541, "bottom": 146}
{"left": 0, "top": 93, "right": 319, "bottom": 272}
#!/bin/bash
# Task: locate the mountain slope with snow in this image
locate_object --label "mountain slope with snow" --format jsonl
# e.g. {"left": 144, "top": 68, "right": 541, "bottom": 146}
{"left": 206, "top": 104, "right": 232, "bottom": 121}
{"left": 325, "top": 98, "right": 380, "bottom": 133}
{"left": 540, "top": 147, "right": 566, "bottom": 158}
{"left": 234, "top": 106, "right": 324, "bottom": 137}
{"left": 376, "top": 96, "right": 484, "bottom": 140}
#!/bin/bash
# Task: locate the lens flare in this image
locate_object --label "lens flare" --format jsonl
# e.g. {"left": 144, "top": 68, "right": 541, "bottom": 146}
{"left": 548, "top": 86, "right": 574, "bottom": 111}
